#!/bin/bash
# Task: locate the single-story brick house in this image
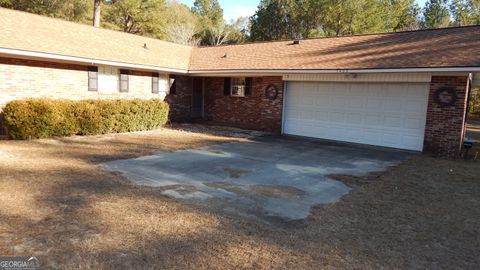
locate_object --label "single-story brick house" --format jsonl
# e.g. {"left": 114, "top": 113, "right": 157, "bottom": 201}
{"left": 1, "top": 8, "right": 479, "bottom": 157}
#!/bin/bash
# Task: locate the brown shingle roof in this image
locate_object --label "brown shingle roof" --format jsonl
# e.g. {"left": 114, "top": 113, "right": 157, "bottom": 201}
{"left": 0, "top": 7, "right": 479, "bottom": 72}
{"left": 190, "top": 26, "right": 480, "bottom": 71}
{"left": 0, "top": 7, "right": 192, "bottom": 71}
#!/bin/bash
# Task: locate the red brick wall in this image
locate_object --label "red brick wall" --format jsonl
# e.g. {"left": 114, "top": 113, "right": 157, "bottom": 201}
{"left": 165, "top": 75, "right": 193, "bottom": 122}
{"left": 424, "top": 76, "right": 470, "bottom": 158}
{"left": 203, "top": 77, "right": 284, "bottom": 132}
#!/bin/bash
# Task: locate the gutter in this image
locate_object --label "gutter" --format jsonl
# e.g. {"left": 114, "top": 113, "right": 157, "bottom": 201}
{"left": 188, "top": 67, "right": 480, "bottom": 75}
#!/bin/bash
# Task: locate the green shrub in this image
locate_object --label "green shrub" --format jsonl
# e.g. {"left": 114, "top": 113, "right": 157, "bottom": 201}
{"left": 3, "top": 98, "right": 169, "bottom": 140}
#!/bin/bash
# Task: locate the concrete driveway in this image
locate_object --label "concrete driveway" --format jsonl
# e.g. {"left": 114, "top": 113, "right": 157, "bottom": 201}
{"left": 102, "top": 136, "right": 411, "bottom": 223}
{"left": 466, "top": 118, "right": 480, "bottom": 141}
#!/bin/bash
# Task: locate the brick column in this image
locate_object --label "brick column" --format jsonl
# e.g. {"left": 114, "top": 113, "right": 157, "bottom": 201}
{"left": 424, "top": 76, "right": 470, "bottom": 158}
{"left": 165, "top": 75, "right": 193, "bottom": 122}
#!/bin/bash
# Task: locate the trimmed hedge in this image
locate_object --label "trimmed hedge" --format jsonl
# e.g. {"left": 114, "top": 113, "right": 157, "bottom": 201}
{"left": 3, "top": 99, "right": 169, "bottom": 139}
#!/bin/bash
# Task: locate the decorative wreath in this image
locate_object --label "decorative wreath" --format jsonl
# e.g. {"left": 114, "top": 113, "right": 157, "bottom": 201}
{"left": 265, "top": 84, "right": 279, "bottom": 100}
{"left": 434, "top": 87, "right": 458, "bottom": 107}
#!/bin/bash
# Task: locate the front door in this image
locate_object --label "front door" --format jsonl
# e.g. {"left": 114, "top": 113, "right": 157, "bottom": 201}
{"left": 191, "top": 78, "right": 204, "bottom": 118}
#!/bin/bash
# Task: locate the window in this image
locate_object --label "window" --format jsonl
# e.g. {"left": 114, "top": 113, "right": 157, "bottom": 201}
{"left": 120, "top": 69, "right": 129, "bottom": 93}
{"left": 88, "top": 66, "right": 98, "bottom": 91}
{"left": 97, "top": 66, "right": 119, "bottom": 94}
{"left": 231, "top": 77, "right": 246, "bottom": 97}
{"left": 224, "top": 77, "right": 252, "bottom": 97}
{"left": 152, "top": 73, "right": 159, "bottom": 94}
{"left": 169, "top": 75, "right": 177, "bottom": 95}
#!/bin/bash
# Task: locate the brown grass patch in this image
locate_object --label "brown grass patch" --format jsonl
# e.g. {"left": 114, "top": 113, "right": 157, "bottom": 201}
{"left": 0, "top": 124, "right": 479, "bottom": 269}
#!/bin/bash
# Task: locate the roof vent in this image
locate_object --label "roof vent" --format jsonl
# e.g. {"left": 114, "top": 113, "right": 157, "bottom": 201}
{"left": 222, "top": 53, "right": 228, "bottom": 58}
{"left": 293, "top": 39, "right": 300, "bottom": 45}
{"left": 143, "top": 43, "right": 148, "bottom": 49}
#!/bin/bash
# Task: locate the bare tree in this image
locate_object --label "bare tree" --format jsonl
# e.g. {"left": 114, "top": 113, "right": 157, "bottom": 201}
{"left": 166, "top": 22, "right": 200, "bottom": 45}
{"left": 208, "top": 23, "right": 230, "bottom": 46}
{"left": 93, "top": 0, "right": 101, "bottom": 27}
{"left": 164, "top": 0, "right": 200, "bottom": 45}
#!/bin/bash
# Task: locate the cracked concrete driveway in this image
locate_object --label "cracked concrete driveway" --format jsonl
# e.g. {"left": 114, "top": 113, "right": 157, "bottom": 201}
{"left": 102, "top": 136, "right": 412, "bottom": 223}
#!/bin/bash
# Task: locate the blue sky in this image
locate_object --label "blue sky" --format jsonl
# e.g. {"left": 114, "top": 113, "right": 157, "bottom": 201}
{"left": 180, "top": 0, "right": 429, "bottom": 22}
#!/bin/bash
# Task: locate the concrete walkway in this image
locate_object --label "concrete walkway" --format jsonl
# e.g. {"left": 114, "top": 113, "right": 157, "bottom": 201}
{"left": 102, "top": 136, "right": 411, "bottom": 222}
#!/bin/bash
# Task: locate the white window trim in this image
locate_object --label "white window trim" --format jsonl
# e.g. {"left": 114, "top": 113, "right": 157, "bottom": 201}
{"left": 97, "top": 66, "right": 120, "bottom": 94}
{"left": 152, "top": 73, "right": 159, "bottom": 94}
{"left": 88, "top": 67, "right": 98, "bottom": 92}
{"left": 231, "top": 77, "right": 246, "bottom": 97}
{"left": 119, "top": 69, "right": 129, "bottom": 93}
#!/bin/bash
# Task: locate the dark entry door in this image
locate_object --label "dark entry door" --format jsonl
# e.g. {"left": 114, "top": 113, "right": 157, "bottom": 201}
{"left": 191, "top": 78, "right": 204, "bottom": 118}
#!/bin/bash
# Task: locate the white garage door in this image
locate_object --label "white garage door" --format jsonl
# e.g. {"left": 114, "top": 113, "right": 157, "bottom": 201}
{"left": 283, "top": 81, "right": 430, "bottom": 151}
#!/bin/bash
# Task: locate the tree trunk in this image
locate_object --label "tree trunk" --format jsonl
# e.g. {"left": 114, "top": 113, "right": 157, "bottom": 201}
{"left": 93, "top": 0, "right": 101, "bottom": 27}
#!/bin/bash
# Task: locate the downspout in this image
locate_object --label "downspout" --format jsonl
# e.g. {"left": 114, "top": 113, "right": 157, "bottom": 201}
{"left": 463, "top": 74, "right": 473, "bottom": 141}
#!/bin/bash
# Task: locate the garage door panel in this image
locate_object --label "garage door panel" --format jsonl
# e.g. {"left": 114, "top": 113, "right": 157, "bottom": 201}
{"left": 346, "top": 113, "right": 362, "bottom": 124}
{"left": 314, "top": 111, "right": 330, "bottom": 121}
{"left": 384, "top": 116, "right": 403, "bottom": 128}
{"left": 344, "top": 128, "right": 363, "bottom": 140}
{"left": 366, "top": 99, "right": 383, "bottom": 110}
{"left": 331, "top": 96, "right": 346, "bottom": 107}
{"left": 284, "top": 82, "right": 429, "bottom": 151}
{"left": 300, "top": 96, "right": 315, "bottom": 106}
{"left": 405, "top": 84, "right": 427, "bottom": 97}
{"left": 347, "top": 97, "right": 365, "bottom": 108}
{"left": 386, "top": 86, "right": 403, "bottom": 98}
{"left": 402, "top": 135, "right": 423, "bottom": 149}
{"left": 364, "top": 114, "right": 382, "bottom": 126}
{"left": 364, "top": 129, "right": 383, "bottom": 141}
{"left": 382, "top": 133, "right": 402, "bottom": 146}
{"left": 405, "top": 100, "right": 426, "bottom": 114}
{"left": 315, "top": 97, "right": 329, "bottom": 106}
{"left": 404, "top": 118, "right": 423, "bottom": 130}
{"left": 367, "top": 85, "right": 386, "bottom": 97}
{"left": 330, "top": 112, "right": 346, "bottom": 122}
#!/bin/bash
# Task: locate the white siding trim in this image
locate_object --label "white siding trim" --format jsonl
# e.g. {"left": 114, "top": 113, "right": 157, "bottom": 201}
{"left": 283, "top": 73, "right": 433, "bottom": 83}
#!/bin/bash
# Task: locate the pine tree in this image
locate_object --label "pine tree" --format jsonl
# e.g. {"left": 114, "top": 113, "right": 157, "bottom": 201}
{"left": 423, "top": 0, "right": 451, "bottom": 28}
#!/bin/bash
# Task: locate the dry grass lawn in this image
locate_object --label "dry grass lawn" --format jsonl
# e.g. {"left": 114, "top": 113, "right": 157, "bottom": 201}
{"left": 0, "top": 124, "right": 479, "bottom": 269}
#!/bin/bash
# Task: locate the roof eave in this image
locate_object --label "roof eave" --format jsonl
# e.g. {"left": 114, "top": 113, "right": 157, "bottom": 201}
{"left": 1, "top": 47, "right": 479, "bottom": 76}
